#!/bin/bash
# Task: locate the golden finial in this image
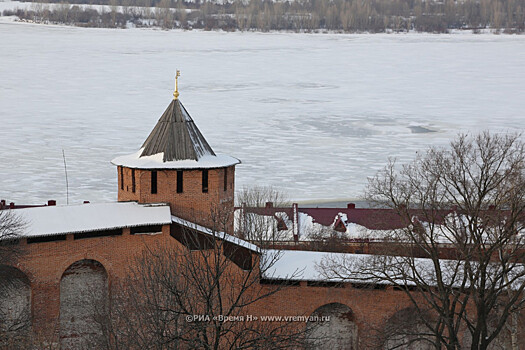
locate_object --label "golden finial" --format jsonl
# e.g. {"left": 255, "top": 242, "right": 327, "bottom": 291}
{"left": 173, "top": 70, "right": 181, "bottom": 100}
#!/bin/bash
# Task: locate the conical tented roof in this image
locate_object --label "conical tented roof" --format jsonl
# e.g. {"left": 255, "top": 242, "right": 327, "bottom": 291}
{"left": 111, "top": 98, "right": 240, "bottom": 170}
{"left": 140, "top": 99, "right": 216, "bottom": 162}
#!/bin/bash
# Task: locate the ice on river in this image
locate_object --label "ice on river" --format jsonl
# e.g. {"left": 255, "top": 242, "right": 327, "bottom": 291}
{"left": 1, "top": 19, "right": 524, "bottom": 205}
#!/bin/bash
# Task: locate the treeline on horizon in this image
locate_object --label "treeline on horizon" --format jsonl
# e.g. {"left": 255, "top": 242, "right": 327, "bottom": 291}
{"left": 5, "top": 0, "right": 524, "bottom": 33}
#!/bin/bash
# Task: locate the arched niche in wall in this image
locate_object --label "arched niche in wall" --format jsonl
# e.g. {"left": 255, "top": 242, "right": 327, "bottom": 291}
{"left": 381, "top": 307, "right": 435, "bottom": 350}
{"left": 306, "top": 302, "right": 358, "bottom": 350}
{"left": 461, "top": 315, "right": 517, "bottom": 350}
{"left": 0, "top": 265, "right": 31, "bottom": 347}
{"left": 59, "top": 259, "right": 108, "bottom": 349}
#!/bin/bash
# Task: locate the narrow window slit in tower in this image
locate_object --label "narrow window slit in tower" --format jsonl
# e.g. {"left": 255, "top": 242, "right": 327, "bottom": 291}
{"left": 177, "top": 170, "right": 183, "bottom": 193}
{"left": 131, "top": 169, "right": 136, "bottom": 193}
{"left": 202, "top": 170, "right": 209, "bottom": 193}
{"left": 223, "top": 168, "right": 228, "bottom": 192}
{"left": 120, "top": 167, "right": 124, "bottom": 190}
{"left": 151, "top": 171, "right": 157, "bottom": 194}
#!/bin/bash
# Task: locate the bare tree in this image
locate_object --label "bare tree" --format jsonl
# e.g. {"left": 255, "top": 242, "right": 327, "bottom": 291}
{"left": 235, "top": 186, "right": 291, "bottom": 246}
{"left": 0, "top": 209, "right": 29, "bottom": 349}
{"left": 0, "top": 209, "right": 25, "bottom": 264}
{"left": 321, "top": 132, "right": 525, "bottom": 350}
{"left": 94, "top": 208, "right": 306, "bottom": 349}
{"left": 236, "top": 185, "right": 289, "bottom": 209}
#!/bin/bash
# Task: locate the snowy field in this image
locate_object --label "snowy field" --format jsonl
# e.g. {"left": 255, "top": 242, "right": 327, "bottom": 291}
{"left": 1, "top": 19, "right": 524, "bottom": 205}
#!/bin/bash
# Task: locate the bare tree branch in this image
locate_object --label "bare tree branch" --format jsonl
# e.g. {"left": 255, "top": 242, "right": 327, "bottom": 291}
{"left": 321, "top": 132, "right": 525, "bottom": 350}
{"left": 93, "top": 206, "right": 308, "bottom": 349}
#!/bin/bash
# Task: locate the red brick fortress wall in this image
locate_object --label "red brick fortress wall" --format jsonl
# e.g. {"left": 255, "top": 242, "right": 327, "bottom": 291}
{"left": 10, "top": 229, "right": 410, "bottom": 348}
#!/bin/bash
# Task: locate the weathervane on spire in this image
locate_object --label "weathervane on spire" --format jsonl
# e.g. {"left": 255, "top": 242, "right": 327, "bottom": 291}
{"left": 173, "top": 70, "right": 181, "bottom": 100}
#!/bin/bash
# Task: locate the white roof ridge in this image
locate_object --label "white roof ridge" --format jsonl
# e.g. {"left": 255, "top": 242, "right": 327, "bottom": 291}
{"left": 111, "top": 148, "right": 241, "bottom": 170}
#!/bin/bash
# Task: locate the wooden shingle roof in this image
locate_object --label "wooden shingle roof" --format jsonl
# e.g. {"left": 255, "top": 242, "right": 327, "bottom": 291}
{"left": 140, "top": 99, "right": 215, "bottom": 162}
{"left": 111, "top": 97, "right": 240, "bottom": 170}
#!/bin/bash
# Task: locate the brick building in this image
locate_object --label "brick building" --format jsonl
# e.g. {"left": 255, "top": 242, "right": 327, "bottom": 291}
{"left": 0, "top": 83, "right": 521, "bottom": 349}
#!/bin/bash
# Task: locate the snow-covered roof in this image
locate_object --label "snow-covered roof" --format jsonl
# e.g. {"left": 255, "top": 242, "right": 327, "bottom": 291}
{"left": 111, "top": 149, "right": 240, "bottom": 170}
{"left": 262, "top": 249, "right": 446, "bottom": 283}
{"left": 12, "top": 202, "right": 172, "bottom": 238}
{"left": 263, "top": 250, "right": 348, "bottom": 281}
{"left": 171, "top": 214, "right": 260, "bottom": 253}
{"left": 234, "top": 209, "right": 392, "bottom": 242}
{"left": 263, "top": 249, "right": 525, "bottom": 290}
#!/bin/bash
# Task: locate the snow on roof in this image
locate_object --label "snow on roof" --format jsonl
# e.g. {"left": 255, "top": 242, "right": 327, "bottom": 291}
{"left": 336, "top": 213, "right": 394, "bottom": 240}
{"left": 237, "top": 209, "right": 518, "bottom": 244}
{"left": 111, "top": 149, "right": 241, "bottom": 170}
{"left": 233, "top": 209, "right": 393, "bottom": 241}
{"left": 12, "top": 202, "right": 172, "bottom": 238}
{"left": 300, "top": 207, "right": 406, "bottom": 229}
{"left": 263, "top": 249, "right": 525, "bottom": 290}
{"left": 262, "top": 249, "right": 433, "bottom": 283}
{"left": 263, "top": 249, "right": 351, "bottom": 281}
{"left": 233, "top": 210, "right": 296, "bottom": 241}
{"left": 171, "top": 215, "right": 260, "bottom": 253}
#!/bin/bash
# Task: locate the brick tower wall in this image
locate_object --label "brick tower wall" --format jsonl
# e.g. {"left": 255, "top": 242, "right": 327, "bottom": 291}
{"left": 117, "top": 166, "right": 236, "bottom": 233}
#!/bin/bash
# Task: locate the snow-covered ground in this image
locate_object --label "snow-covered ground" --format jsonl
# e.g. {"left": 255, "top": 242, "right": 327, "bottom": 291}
{"left": 1, "top": 20, "right": 524, "bottom": 205}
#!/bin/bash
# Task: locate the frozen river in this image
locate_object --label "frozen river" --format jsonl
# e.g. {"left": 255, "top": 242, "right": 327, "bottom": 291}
{"left": 1, "top": 19, "right": 525, "bottom": 205}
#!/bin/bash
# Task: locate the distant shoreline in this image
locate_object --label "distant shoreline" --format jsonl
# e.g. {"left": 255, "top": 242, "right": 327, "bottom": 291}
{"left": 2, "top": 16, "right": 522, "bottom": 36}
{"left": 1, "top": 0, "right": 523, "bottom": 34}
